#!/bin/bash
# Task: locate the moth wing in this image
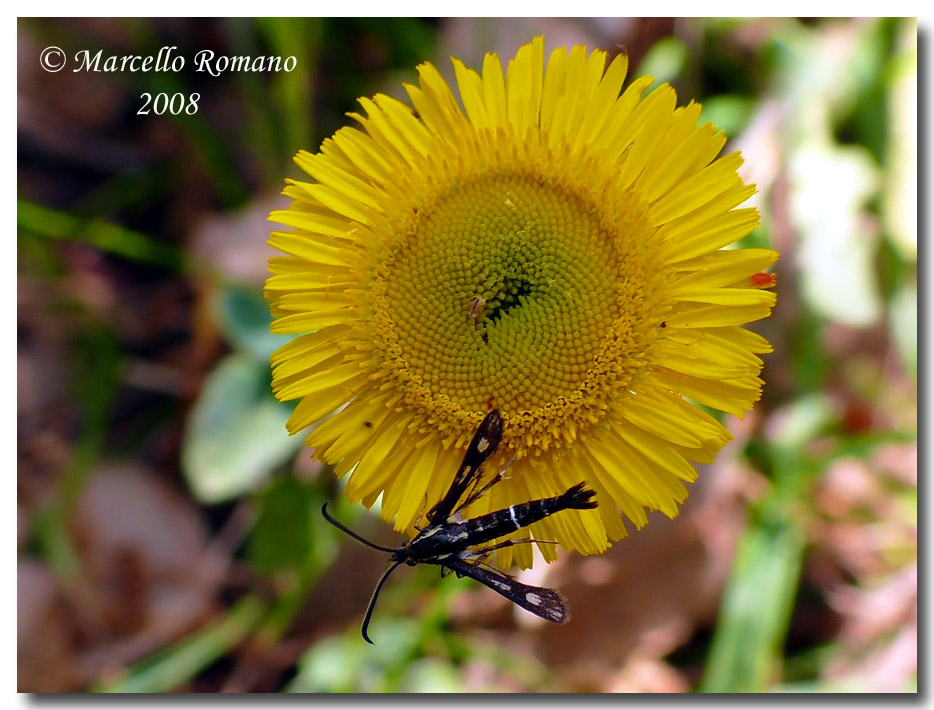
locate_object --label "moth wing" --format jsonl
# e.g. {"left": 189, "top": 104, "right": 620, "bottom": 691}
{"left": 443, "top": 556, "right": 570, "bottom": 625}
{"left": 427, "top": 411, "right": 503, "bottom": 525}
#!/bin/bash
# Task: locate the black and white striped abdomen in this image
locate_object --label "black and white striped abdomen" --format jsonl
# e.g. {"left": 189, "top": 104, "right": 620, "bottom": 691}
{"left": 470, "top": 482, "right": 597, "bottom": 540}
{"left": 411, "top": 483, "right": 597, "bottom": 557}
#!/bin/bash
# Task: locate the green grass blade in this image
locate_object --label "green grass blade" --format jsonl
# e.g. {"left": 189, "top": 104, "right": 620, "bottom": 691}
{"left": 18, "top": 198, "right": 184, "bottom": 270}
{"left": 700, "top": 518, "right": 805, "bottom": 692}
{"left": 94, "top": 595, "right": 266, "bottom": 693}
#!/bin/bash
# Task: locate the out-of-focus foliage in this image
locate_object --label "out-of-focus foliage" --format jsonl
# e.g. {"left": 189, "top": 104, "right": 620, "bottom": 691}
{"left": 181, "top": 286, "right": 299, "bottom": 502}
{"left": 17, "top": 17, "right": 916, "bottom": 693}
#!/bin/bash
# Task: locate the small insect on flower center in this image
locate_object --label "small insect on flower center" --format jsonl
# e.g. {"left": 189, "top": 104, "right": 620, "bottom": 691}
{"left": 467, "top": 296, "right": 486, "bottom": 320}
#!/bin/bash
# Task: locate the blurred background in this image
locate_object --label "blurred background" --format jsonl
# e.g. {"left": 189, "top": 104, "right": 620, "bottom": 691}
{"left": 17, "top": 18, "right": 917, "bottom": 693}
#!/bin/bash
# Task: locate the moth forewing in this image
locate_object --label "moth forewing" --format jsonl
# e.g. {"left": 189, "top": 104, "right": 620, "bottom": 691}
{"left": 443, "top": 556, "right": 571, "bottom": 624}
{"left": 426, "top": 410, "right": 504, "bottom": 526}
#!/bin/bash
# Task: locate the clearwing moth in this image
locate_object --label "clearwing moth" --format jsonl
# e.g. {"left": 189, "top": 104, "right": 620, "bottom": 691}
{"left": 322, "top": 410, "right": 598, "bottom": 643}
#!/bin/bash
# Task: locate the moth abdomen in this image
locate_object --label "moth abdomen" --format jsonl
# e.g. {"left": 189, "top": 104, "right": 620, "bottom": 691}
{"left": 555, "top": 482, "right": 598, "bottom": 511}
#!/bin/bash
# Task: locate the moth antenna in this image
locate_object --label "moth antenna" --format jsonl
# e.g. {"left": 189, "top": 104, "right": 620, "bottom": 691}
{"left": 361, "top": 560, "right": 405, "bottom": 644}
{"left": 321, "top": 503, "right": 397, "bottom": 553}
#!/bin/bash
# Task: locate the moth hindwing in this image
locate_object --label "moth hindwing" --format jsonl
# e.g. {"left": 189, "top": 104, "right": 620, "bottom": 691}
{"left": 443, "top": 556, "right": 571, "bottom": 624}
{"left": 320, "top": 409, "right": 598, "bottom": 643}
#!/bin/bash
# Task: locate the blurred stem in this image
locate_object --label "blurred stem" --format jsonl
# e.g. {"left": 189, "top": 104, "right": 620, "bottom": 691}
{"left": 258, "top": 18, "right": 321, "bottom": 164}
{"left": 67, "top": 169, "right": 168, "bottom": 222}
{"left": 225, "top": 19, "right": 283, "bottom": 183}
{"left": 255, "top": 566, "right": 320, "bottom": 647}
{"left": 701, "top": 428, "right": 813, "bottom": 693}
{"left": 782, "top": 642, "right": 836, "bottom": 682}
{"left": 699, "top": 513, "right": 805, "bottom": 692}
{"left": 33, "top": 437, "right": 99, "bottom": 578}
{"left": 33, "top": 326, "right": 122, "bottom": 579}
{"left": 374, "top": 573, "right": 469, "bottom": 691}
{"left": 18, "top": 198, "right": 185, "bottom": 271}
{"left": 95, "top": 595, "right": 267, "bottom": 693}
{"left": 252, "top": 493, "right": 339, "bottom": 649}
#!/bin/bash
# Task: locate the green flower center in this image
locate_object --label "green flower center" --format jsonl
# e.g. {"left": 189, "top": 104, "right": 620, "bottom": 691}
{"left": 366, "top": 169, "right": 668, "bottom": 453}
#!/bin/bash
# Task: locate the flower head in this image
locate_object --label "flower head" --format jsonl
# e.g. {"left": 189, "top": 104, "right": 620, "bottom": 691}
{"left": 266, "top": 37, "right": 777, "bottom": 568}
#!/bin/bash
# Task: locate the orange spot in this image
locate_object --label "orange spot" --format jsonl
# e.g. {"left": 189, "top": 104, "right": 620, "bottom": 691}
{"left": 752, "top": 272, "right": 777, "bottom": 288}
{"left": 842, "top": 403, "right": 873, "bottom": 434}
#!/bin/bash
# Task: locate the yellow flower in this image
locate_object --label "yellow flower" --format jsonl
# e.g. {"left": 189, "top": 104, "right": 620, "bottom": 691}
{"left": 266, "top": 37, "right": 777, "bottom": 569}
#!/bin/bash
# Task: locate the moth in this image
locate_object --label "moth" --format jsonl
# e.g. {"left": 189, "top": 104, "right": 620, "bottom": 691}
{"left": 322, "top": 410, "right": 598, "bottom": 643}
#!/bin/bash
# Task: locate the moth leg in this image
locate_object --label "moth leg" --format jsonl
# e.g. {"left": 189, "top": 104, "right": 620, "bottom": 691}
{"left": 464, "top": 560, "right": 508, "bottom": 579}
{"left": 469, "top": 536, "right": 559, "bottom": 558}
{"left": 457, "top": 454, "right": 517, "bottom": 513}
{"left": 413, "top": 498, "right": 431, "bottom": 531}
{"left": 460, "top": 537, "right": 559, "bottom": 572}
{"left": 457, "top": 470, "right": 496, "bottom": 514}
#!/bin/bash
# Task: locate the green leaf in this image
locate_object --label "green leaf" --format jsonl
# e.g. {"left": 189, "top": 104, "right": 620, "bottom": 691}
{"left": 636, "top": 36, "right": 688, "bottom": 89}
{"left": 214, "top": 284, "right": 289, "bottom": 362}
{"left": 698, "top": 94, "right": 753, "bottom": 138}
{"left": 181, "top": 353, "right": 300, "bottom": 503}
{"left": 287, "top": 634, "right": 370, "bottom": 692}
{"left": 248, "top": 477, "right": 315, "bottom": 576}
{"left": 889, "top": 280, "right": 917, "bottom": 383}
{"left": 401, "top": 658, "right": 465, "bottom": 692}
{"left": 769, "top": 393, "right": 835, "bottom": 453}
